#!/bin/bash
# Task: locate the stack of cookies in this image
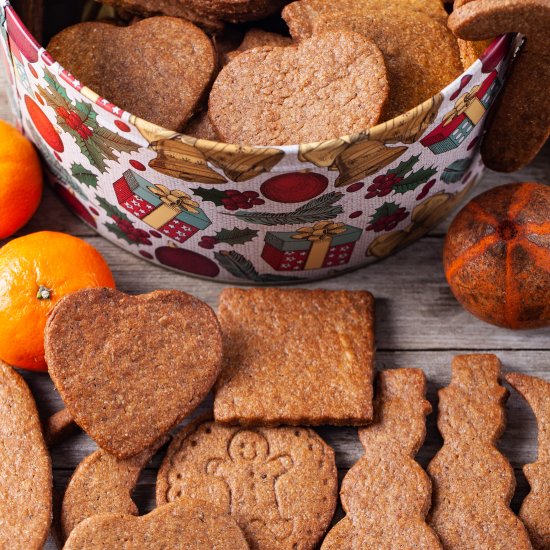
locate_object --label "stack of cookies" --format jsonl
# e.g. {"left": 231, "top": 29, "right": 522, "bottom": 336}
{"left": 2, "top": 286, "right": 549, "bottom": 549}
{"left": 44, "top": 0, "right": 481, "bottom": 145}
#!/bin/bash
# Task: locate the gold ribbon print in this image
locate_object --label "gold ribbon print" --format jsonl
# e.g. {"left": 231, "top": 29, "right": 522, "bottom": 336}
{"left": 292, "top": 221, "right": 347, "bottom": 270}
{"left": 442, "top": 85, "right": 484, "bottom": 126}
{"left": 142, "top": 184, "right": 199, "bottom": 229}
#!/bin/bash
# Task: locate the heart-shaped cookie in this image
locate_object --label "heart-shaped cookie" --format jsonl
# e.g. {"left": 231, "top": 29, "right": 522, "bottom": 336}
{"left": 47, "top": 17, "right": 216, "bottom": 131}
{"left": 209, "top": 30, "right": 389, "bottom": 145}
{"left": 63, "top": 498, "right": 249, "bottom": 549}
{"left": 44, "top": 288, "right": 222, "bottom": 458}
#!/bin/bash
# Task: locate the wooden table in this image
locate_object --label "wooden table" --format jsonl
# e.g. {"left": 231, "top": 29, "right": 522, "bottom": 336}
{"left": 1, "top": 73, "right": 549, "bottom": 550}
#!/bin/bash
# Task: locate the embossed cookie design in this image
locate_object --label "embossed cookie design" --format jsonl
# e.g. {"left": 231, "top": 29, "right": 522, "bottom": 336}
{"left": 0, "top": 361, "right": 52, "bottom": 550}
{"left": 322, "top": 369, "right": 441, "bottom": 549}
{"left": 213, "top": 288, "right": 376, "bottom": 426}
{"left": 63, "top": 498, "right": 249, "bottom": 549}
{"left": 506, "top": 373, "right": 550, "bottom": 550}
{"left": 157, "top": 418, "right": 338, "bottom": 549}
{"left": 45, "top": 288, "right": 222, "bottom": 458}
{"left": 427, "top": 354, "right": 532, "bottom": 549}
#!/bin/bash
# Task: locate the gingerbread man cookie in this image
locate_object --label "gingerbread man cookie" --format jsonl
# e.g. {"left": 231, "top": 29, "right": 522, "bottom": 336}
{"left": 157, "top": 417, "right": 338, "bottom": 549}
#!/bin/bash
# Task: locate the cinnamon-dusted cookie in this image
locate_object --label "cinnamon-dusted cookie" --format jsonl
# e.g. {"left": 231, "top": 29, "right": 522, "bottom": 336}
{"left": 44, "top": 407, "right": 78, "bottom": 446}
{"left": 189, "top": 0, "right": 289, "bottom": 23}
{"left": 209, "top": 31, "right": 389, "bottom": 145}
{"left": 427, "top": 354, "right": 532, "bottom": 549}
{"left": 506, "top": 373, "right": 550, "bottom": 550}
{"left": 60, "top": 436, "right": 168, "bottom": 541}
{"left": 448, "top": 0, "right": 550, "bottom": 171}
{"left": 44, "top": 288, "right": 222, "bottom": 458}
{"left": 63, "top": 498, "right": 249, "bottom": 549}
{"left": 315, "top": 9, "right": 462, "bottom": 119}
{"left": 322, "top": 369, "right": 441, "bottom": 549}
{"left": 282, "top": 0, "right": 448, "bottom": 40}
{"left": 214, "top": 288, "right": 375, "bottom": 426}
{"left": 157, "top": 417, "right": 337, "bottom": 549}
{"left": 224, "top": 28, "right": 292, "bottom": 63}
{"left": 48, "top": 17, "right": 216, "bottom": 131}
{"left": 0, "top": 361, "right": 52, "bottom": 549}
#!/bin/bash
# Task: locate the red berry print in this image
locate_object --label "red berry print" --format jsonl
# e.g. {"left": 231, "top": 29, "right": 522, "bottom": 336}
{"left": 367, "top": 206, "right": 408, "bottom": 232}
{"left": 115, "top": 120, "right": 131, "bottom": 132}
{"left": 198, "top": 236, "right": 218, "bottom": 249}
{"left": 149, "top": 230, "right": 162, "bottom": 238}
{"left": 222, "top": 190, "right": 264, "bottom": 211}
{"left": 416, "top": 179, "right": 436, "bottom": 201}
{"left": 89, "top": 207, "right": 99, "bottom": 216}
{"left": 346, "top": 182, "right": 364, "bottom": 193}
{"left": 139, "top": 250, "right": 153, "bottom": 259}
{"left": 365, "top": 174, "right": 403, "bottom": 199}
{"left": 130, "top": 160, "right": 146, "bottom": 171}
{"left": 349, "top": 211, "right": 362, "bottom": 219}
{"left": 111, "top": 215, "right": 152, "bottom": 245}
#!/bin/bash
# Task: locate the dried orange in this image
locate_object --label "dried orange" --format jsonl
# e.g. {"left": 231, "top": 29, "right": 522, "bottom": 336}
{"left": 0, "top": 120, "right": 43, "bottom": 238}
{"left": 0, "top": 231, "right": 115, "bottom": 371}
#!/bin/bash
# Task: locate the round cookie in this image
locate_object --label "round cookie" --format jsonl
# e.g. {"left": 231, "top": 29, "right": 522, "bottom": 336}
{"left": 314, "top": 9, "right": 463, "bottom": 120}
{"left": 157, "top": 418, "right": 338, "bottom": 549}
{"left": 189, "top": 0, "right": 289, "bottom": 22}
{"left": 0, "top": 361, "right": 52, "bottom": 550}
{"left": 48, "top": 17, "right": 217, "bottom": 131}
{"left": 282, "top": 0, "right": 449, "bottom": 40}
{"left": 209, "top": 30, "right": 389, "bottom": 145}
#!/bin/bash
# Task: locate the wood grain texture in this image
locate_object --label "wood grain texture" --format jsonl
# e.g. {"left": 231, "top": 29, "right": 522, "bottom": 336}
{"left": 1, "top": 65, "right": 549, "bottom": 550}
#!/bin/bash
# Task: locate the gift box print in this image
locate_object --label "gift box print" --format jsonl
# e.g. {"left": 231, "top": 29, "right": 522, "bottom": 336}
{"left": 113, "top": 169, "right": 211, "bottom": 243}
{"left": 261, "top": 222, "right": 362, "bottom": 271}
{"left": 421, "top": 70, "right": 501, "bottom": 154}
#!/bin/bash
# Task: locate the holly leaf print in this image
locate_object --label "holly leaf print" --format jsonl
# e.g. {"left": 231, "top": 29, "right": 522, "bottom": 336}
{"left": 387, "top": 154, "right": 420, "bottom": 178}
{"left": 214, "top": 251, "right": 300, "bottom": 282}
{"left": 214, "top": 227, "right": 258, "bottom": 246}
{"left": 95, "top": 195, "right": 131, "bottom": 222}
{"left": 441, "top": 158, "right": 473, "bottom": 184}
{"left": 232, "top": 192, "right": 344, "bottom": 226}
{"left": 71, "top": 163, "right": 98, "bottom": 188}
{"left": 39, "top": 69, "right": 71, "bottom": 111}
{"left": 192, "top": 187, "right": 227, "bottom": 206}
{"left": 393, "top": 166, "right": 438, "bottom": 194}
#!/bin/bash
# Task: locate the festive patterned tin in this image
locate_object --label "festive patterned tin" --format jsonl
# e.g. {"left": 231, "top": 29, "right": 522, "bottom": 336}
{"left": 0, "top": 2, "right": 520, "bottom": 282}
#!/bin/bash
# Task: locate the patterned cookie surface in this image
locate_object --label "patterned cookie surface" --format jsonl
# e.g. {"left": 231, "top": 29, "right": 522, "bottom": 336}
{"left": 45, "top": 288, "right": 222, "bottom": 458}
{"left": 157, "top": 418, "right": 338, "bottom": 549}
{"left": 48, "top": 17, "right": 216, "bottom": 131}
{"left": 209, "top": 31, "right": 388, "bottom": 145}
{"left": 322, "top": 369, "right": 441, "bottom": 549}
{"left": 63, "top": 498, "right": 249, "bottom": 549}
{"left": 428, "top": 354, "right": 532, "bottom": 549}
{"left": 506, "top": 373, "right": 550, "bottom": 550}
{"left": 0, "top": 361, "right": 52, "bottom": 550}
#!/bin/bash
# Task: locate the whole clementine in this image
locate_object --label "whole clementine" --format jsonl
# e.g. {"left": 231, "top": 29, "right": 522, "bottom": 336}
{"left": 0, "top": 120, "right": 43, "bottom": 238}
{"left": 444, "top": 182, "right": 550, "bottom": 329}
{"left": 0, "top": 231, "right": 115, "bottom": 371}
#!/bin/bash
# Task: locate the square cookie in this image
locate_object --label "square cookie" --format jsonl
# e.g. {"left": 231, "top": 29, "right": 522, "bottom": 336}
{"left": 214, "top": 288, "right": 375, "bottom": 426}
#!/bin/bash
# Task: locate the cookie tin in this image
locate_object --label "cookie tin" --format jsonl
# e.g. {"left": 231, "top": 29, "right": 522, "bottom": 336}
{"left": 0, "top": 2, "right": 519, "bottom": 283}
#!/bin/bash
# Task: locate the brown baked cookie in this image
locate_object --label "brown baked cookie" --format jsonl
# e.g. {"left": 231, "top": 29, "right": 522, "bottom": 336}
{"left": 427, "top": 354, "right": 532, "bottom": 549}
{"left": 282, "top": 0, "right": 448, "bottom": 40}
{"left": 506, "top": 373, "right": 550, "bottom": 550}
{"left": 209, "top": 31, "right": 389, "bottom": 145}
{"left": 322, "top": 369, "right": 441, "bottom": 549}
{"left": 314, "top": 9, "right": 462, "bottom": 120}
{"left": 63, "top": 497, "right": 249, "bottom": 549}
{"left": 44, "top": 288, "right": 222, "bottom": 458}
{"left": 214, "top": 288, "right": 375, "bottom": 426}
{"left": 48, "top": 17, "right": 217, "bottom": 131}
{"left": 44, "top": 407, "right": 79, "bottom": 446}
{"left": 225, "top": 28, "right": 293, "bottom": 63}
{"left": 99, "top": 0, "right": 225, "bottom": 31}
{"left": 183, "top": 111, "right": 219, "bottom": 140}
{"left": 0, "top": 361, "right": 52, "bottom": 549}
{"left": 157, "top": 417, "right": 337, "bottom": 549}
{"left": 457, "top": 38, "right": 493, "bottom": 69}
{"left": 60, "top": 436, "right": 168, "bottom": 541}
{"left": 448, "top": 0, "right": 550, "bottom": 171}
{"left": 187, "top": 0, "right": 289, "bottom": 23}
